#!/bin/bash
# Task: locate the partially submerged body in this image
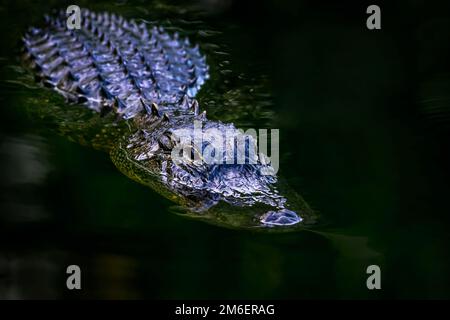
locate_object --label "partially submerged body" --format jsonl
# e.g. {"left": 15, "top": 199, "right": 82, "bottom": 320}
{"left": 21, "top": 8, "right": 316, "bottom": 229}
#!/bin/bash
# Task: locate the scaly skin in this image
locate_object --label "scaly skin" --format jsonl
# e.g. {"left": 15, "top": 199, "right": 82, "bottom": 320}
{"left": 21, "top": 8, "right": 316, "bottom": 229}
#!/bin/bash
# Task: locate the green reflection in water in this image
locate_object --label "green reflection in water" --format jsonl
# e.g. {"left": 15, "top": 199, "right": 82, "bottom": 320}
{"left": 0, "top": 0, "right": 449, "bottom": 299}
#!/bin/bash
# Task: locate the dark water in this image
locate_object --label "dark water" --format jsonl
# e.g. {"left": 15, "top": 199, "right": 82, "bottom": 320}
{"left": 1, "top": 0, "right": 450, "bottom": 299}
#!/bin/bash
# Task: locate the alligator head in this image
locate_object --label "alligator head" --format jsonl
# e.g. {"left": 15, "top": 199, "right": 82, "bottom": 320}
{"left": 111, "top": 100, "right": 315, "bottom": 229}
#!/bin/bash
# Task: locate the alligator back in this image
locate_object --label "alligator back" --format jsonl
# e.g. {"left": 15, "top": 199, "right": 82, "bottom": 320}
{"left": 22, "top": 9, "right": 209, "bottom": 119}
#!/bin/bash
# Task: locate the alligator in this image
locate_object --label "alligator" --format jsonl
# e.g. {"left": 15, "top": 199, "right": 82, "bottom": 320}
{"left": 21, "top": 8, "right": 315, "bottom": 229}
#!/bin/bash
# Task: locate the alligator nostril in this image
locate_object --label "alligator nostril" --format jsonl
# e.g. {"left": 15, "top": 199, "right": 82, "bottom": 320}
{"left": 260, "top": 209, "right": 302, "bottom": 226}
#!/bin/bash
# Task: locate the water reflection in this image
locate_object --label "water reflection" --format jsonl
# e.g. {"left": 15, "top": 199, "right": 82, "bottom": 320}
{"left": 0, "top": 251, "right": 62, "bottom": 299}
{"left": 92, "top": 254, "right": 139, "bottom": 299}
{"left": 0, "top": 135, "right": 50, "bottom": 185}
{"left": 0, "top": 135, "right": 51, "bottom": 223}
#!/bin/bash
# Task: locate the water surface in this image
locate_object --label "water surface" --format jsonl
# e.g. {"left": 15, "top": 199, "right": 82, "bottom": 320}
{"left": 0, "top": 0, "right": 449, "bottom": 299}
